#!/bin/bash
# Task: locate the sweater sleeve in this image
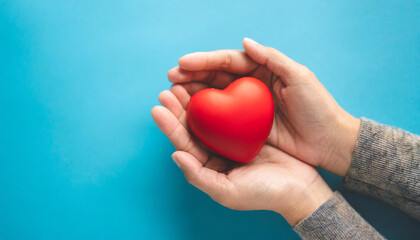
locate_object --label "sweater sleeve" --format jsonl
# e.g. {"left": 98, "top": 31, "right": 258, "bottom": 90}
{"left": 344, "top": 118, "right": 420, "bottom": 220}
{"left": 293, "top": 191, "right": 384, "bottom": 239}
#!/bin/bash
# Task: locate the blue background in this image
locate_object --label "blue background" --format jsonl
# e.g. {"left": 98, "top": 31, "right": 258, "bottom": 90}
{"left": 1, "top": 1, "right": 419, "bottom": 239}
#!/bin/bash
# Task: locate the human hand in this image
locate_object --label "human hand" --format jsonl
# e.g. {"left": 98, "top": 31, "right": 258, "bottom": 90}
{"left": 151, "top": 85, "right": 333, "bottom": 226}
{"left": 167, "top": 38, "right": 360, "bottom": 177}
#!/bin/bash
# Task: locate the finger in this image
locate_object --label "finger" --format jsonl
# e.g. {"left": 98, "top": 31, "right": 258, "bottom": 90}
{"left": 158, "top": 89, "right": 232, "bottom": 172}
{"left": 243, "top": 38, "right": 304, "bottom": 85}
{"left": 160, "top": 88, "right": 232, "bottom": 173}
{"left": 151, "top": 106, "right": 208, "bottom": 163}
{"left": 172, "top": 151, "right": 234, "bottom": 201}
{"left": 178, "top": 50, "right": 258, "bottom": 75}
{"left": 158, "top": 90, "right": 184, "bottom": 119}
{"left": 179, "top": 82, "right": 210, "bottom": 96}
{"left": 204, "top": 154, "right": 234, "bottom": 173}
{"left": 170, "top": 84, "right": 191, "bottom": 109}
{"left": 158, "top": 89, "right": 189, "bottom": 130}
{"left": 168, "top": 67, "right": 237, "bottom": 89}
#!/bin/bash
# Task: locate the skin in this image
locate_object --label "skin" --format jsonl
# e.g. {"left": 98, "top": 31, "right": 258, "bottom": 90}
{"left": 151, "top": 38, "right": 360, "bottom": 226}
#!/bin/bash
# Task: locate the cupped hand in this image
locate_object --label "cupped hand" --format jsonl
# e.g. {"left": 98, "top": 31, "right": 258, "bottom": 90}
{"left": 151, "top": 85, "right": 332, "bottom": 226}
{"left": 167, "top": 38, "right": 360, "bottom": 177}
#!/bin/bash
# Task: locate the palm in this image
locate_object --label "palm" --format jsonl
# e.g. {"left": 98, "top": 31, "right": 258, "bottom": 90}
{"left": 168, "top": 50, "right": 339, "bottom": 167}
{"left": 247, "top": 65, "right": 338, "bottom": 167}
{"left": 151, "top": 84, "right": 321, "bottom": 212}
{"left": 225, "top": 145, "right": 320, "bottom": 211}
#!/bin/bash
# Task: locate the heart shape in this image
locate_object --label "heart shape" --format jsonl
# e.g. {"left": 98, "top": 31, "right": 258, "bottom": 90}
{"left": 187, "top": 77, "right": 274, "bottom": 163}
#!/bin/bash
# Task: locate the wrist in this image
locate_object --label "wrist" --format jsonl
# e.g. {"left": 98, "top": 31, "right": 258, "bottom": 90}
{"left": 275, "top": 175, "right": 334, "bottom": 226}
{"left": 323, "top": 111, "right": 360, "bottom": 177}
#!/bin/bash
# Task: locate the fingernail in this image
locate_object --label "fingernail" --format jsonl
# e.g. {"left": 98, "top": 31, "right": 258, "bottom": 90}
{"left": 243, "top": 37, "right": 259, "bottom": 45}
{"left": 171, "top": 153, "right": 181, "bottom": 168}
{"left": 180, "top": 52, "right": 197, "bottom": 61}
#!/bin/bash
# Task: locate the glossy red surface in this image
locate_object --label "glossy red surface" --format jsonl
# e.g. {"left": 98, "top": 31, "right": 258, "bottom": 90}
{"left": 187, "top": 77, "right": 274, "bottom": 163}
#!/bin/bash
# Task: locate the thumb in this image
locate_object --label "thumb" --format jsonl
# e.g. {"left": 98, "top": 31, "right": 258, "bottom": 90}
{"left": 243, "top": 38, "right": 305, "bottom": 85}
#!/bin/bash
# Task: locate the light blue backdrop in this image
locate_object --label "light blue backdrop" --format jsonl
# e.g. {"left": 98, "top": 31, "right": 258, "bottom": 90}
{"left": 1, "top": 1, "right": 419, "bottom": 239}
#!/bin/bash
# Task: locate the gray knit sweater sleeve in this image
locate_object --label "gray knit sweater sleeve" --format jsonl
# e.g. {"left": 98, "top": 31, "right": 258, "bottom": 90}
{"left": 294, "top": 118, "right": 420, "bottom": 239}
{"left": 293, "top": 192, "right": 384, "bottom": 239}
{"left": 344, "top": 118, "right": 420, "bottom": 220}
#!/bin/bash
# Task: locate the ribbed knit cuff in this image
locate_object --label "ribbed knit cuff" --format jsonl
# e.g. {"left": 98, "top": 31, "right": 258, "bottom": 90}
{"left": 293, "top": 191, "right": 384, "bottom": 240}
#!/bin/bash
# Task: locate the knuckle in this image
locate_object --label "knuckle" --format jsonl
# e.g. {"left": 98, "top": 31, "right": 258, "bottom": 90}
{"left": 266, "top": 47, "right": 283, "bottom": 66}
{"left": 267, "top": 47, "right": 281, "bottom": 58}
{"left": 184, "top": 172, "right": 196, "bottom": 185}
{"left": 219, "top": 53, "right": 233, "bottom": 71}
{"left": 298, "top": 65, "right": 314, "bottom": 78}
{"left": 267, "top": 47, "right": 277, "bottom": 53}
{"left": 181, "top": 135, "right": 194, "bottom": 153}
{"left": 166, "top": 123, "right": 179, "bottom": 139}
{"left": 300, "top": 65, "right": 310, "bottom": 72}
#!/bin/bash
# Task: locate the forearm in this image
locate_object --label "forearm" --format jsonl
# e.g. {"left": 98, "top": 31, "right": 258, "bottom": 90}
{"left": 293, "top": 191, "right": 384, "bottom": 240}
{"left": 344, "top": 118, "right": 420, "bottom": 220}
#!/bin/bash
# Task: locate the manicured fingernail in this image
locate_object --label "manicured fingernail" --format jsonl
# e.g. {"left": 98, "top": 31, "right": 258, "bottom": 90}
{"left": 243, "top": 37, "right": 259, "bottom": 45}
{"left": 171, "top": 153, "right": 181, "bottom": 168}
{"left": 180, "top": 53, "right": 196, "bottom": 61}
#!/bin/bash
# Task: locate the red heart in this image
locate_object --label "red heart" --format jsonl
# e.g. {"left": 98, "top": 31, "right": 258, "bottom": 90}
{"left": 187, "top": 77, "right": 274, "bottom": 163}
